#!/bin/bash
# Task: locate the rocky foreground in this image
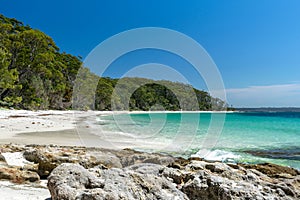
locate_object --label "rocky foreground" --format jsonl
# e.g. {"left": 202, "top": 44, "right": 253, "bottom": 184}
{"left": 0, "top": 144, "right": 299, "bottom": 200}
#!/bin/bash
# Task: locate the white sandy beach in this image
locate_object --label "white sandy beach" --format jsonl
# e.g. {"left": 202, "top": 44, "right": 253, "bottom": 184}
{"left": 0, "top": 180, "right": 50, "bottom": 200}
{"left": 0, "top": 109, "right": 233, "bottom": 162}
{"left": 0, "top": 110, "right": 75, "bottom": 136}
{"left": 0, "top": 109, "right": 233, "bottom": 147}
{"left": 0, "top": 110, "right": 110, "bottom": 146}
{"left": 0, "top": 110, "right": 106, "bottom": 200}
{"left": 1, "top": 109, "right": 226, "bottom": 136}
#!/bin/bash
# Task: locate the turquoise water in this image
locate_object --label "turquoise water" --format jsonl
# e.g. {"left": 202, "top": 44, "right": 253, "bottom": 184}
{"left": 98, "top": 112, "right": 300, "bottom": 169}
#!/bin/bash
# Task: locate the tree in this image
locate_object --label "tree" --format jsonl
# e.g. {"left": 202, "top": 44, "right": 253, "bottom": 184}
{"left": 72, "top": 67, "right": 99, "bottom": 110}
{"left": 95, "top": 77, "right": 114, "bottom": 110}
{"left": 0, "top": 13, "right": 230, "bottom": 111}
{"left": 0, "top": 47, "right": 21, "bottom": 106}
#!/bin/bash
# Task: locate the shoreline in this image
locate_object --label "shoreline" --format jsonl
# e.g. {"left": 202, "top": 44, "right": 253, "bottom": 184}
{"left": 0, "top": 109, "right": 236, "bottom": 147}
{"left": 0, "top": 110, "right": 298, "bottom": 165}
{"left": 0, "top": 110, "right": 299, "bottom": 199}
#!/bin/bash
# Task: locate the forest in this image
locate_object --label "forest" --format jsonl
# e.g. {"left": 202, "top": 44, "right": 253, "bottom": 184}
{"left": 0, "top": 14, "right": 230, "bottom": 111}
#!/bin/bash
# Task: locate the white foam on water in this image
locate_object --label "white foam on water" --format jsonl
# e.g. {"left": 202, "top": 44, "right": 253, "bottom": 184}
{"left": 95, "top": 117, "right": 107, "bottom": 122}
{"left": 102, "top": 131, "right": 137, "bottom": 138}
{"left": 192, "top": 149, "right": 241, "bottom": 162}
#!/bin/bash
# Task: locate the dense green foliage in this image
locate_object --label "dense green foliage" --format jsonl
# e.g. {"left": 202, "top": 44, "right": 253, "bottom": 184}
{"left": 0, "top": 14, "right": 81, "bottom": 109}
{"left": 0, "top": 14, "right": 230, "bottom": 111}
{"left": 93, "top": 77, "right": 228, "bottom": 111}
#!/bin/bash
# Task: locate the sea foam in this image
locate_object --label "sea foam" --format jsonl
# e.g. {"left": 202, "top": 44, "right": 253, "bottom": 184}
{"left": 192, "top": 149, "right": 241, "bottom": 163}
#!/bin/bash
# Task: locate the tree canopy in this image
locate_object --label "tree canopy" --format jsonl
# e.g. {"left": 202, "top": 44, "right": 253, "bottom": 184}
{"left": 0, "top": 14, "right": 232, "bottom": 111}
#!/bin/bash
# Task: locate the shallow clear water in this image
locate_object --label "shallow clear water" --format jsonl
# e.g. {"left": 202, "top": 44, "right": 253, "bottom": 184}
{"left": 97, "top": 112, "right": 300, "bottom": 169}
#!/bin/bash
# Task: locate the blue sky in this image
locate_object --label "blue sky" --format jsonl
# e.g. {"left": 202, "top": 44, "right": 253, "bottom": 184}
{"left": 1, "top": 0, "right": 300, "bottom": 107}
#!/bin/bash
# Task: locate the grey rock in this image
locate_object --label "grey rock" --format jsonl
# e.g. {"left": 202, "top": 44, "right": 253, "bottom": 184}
{"left": 23, "top": 146, "right": 122, "bottom": 177}
{"left": 48, "top": 163, "right": 188, "bottom": 200}
{"left": 181, "top": 161, "right": 299, "bottom": 200}
{"left": 48, "top": 163, "right": 102, "bottom": 200}
{"left": 23, "top": 146, "right": 173, "bottom": 178}
{"left": 1, "top": 144, "right": 299, "bottom": 200}
{"left": 115, "top": 148, "right": 175, "bottom": 167}
{"left": 48, "top": 160, "right": 300, "bottom": 200}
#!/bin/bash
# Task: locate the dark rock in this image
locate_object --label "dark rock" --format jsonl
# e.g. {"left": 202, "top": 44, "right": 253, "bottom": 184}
{"left": 0, "top": 153, "right": 6, "bottom": 162}
{"left": 241, "top": 163, "right": 299, "bottom": 177}
{"left": 243, "top": 147, "right": 300, "bottom": 160}
{"left": 0, "top": 166, "right": 40, "bottom": 183}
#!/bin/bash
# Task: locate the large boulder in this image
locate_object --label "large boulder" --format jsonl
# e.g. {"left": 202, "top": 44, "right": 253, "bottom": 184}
{"left": 48, "top": 163, "right": 188, "bottom": 200}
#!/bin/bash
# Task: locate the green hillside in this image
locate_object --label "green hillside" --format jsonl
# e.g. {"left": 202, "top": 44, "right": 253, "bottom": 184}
{"left": 0, "top": 14, "right": 229, "bottom": 111}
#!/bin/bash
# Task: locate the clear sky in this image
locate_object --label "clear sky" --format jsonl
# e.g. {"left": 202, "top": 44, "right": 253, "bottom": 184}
{"left": 1, "top": 0, "right": 300, "bottom": 107}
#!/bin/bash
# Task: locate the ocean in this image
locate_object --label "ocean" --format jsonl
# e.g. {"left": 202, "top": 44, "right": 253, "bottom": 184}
{"left": 94, "top": 112, "right": 300, "bottom": 169}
